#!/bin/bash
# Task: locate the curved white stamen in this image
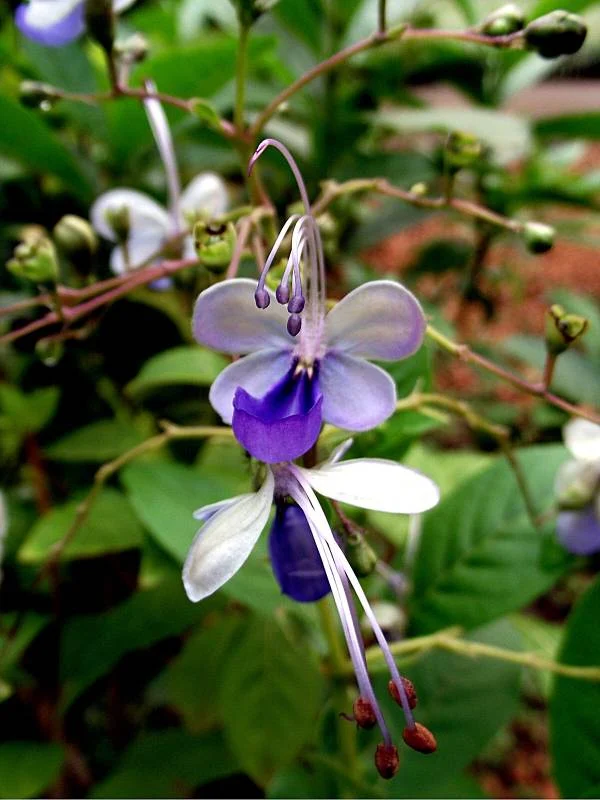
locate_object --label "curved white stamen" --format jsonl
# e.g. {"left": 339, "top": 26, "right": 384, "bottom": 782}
{"left": 291, "top": 465, "right": 416, "bottom": 728}
{"left": 143, "top": 80, "right": 181, "bottom": 232}
{"left": 257, "top": 213, "right": 301, "bottom": 294}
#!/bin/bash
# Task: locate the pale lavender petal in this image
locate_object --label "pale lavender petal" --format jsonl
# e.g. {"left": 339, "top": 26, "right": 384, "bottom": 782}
{"left": 91, "top": 189, "right": 170, "bottom": 243}
{"left": 193, "top": 278, "right": 294, "bottom": 354}
{"left": 557, "top": 507, "right": 600, "bottom": 555}
{"left": 113, "top": 0, "right": 137, "bottom": 12}
{"left": 320, "top": 352, "right": 396, "bottom": 430}
{"left": 109, "top": 231, "right": 166, "bottom": 275}
{"left": 209, "top": 349, "right": 293, "bottom": 424}
{"left": 144, "top": 82, "right": 181, "bottom": 230}
{"left": 16, "top": 1, "right": 85, "bottom": 46}
{"left": 325, "top": 280, "right": 426, "bottom": 360}
{"left": 180, "top": 173, "right": 229, "bottom": 223}
{"left": 563, "top": 418, "right": 600, "bottom": 463}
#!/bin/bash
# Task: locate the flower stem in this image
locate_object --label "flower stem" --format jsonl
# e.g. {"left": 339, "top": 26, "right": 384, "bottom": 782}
{"left": 234, "top": 22, "right": 250, "bottom": 134}
{"left": 378, "top": 0, "right": 387, "bottom": 34}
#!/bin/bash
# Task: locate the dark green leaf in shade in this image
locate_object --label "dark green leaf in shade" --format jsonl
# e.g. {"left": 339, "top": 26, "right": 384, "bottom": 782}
{"left": 219, "top": 615, "right": 325, "bottom": 783}
{"left": 550, "top": 575, "right": 600, "bottom": 799}
{"left": 125, "top": 346, "right": 227, "bottom": 399}
{"left": 410, "top": 446, "right": 573, "bottom": 634}
{"left": 90, "top": 730, "right": 238, "bottom": 799}
{"left": 535, "top": 113, "right": 600, "bottom": 141}
{"left": 0, "top": 97, "right": 91, "bottom": 198}
{"left": 45, "top": 419, "right": 145, "bottom": 462}
{"left": 18, "top": 488, "right": 144, "bottom": 564}
{"left": 0, "top": 742, "right": 64, "bottom": 799}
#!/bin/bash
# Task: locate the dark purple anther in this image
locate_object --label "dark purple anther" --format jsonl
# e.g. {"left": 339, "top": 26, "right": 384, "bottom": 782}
{"left": 288, "top": 295, "right": 305, "bottom": 314}
{"left": 287, "top": 314, "right": 302, "bottom": 336}
{"left": 254, "top": 287, "right": 270, "bottom": 309}
{"left": 276, "top": 284, "right": 290, "bottom": 304}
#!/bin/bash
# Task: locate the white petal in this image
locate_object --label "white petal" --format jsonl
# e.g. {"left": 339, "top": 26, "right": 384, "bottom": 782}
{"left": 193, "top": 278, "right": 294, "bottom": 354}
{"left": 113, "top": 0, "right": 138, "bottom": 13}
{"left": 109, "top": 231, "right": 166, "bottom": 274}
{"left": 22, "top": 0, "right": 81, "bottom": 28}
{"left": 193, "top": 496, "right": 239, "bottom": 521}
{"left": 564, "top": 418, "right": 600, "bottom": 463}
{"left": 180, "top": 173, "right": 229, "bottom": 221}
{"left": 325, "top": 280, "right": 426, "bottom": 360}
{"left": 298, "top": 459, "right": 440, "bottom": 514}
{"left": 90, "top": 189, "right": 170, "bottom": 242}
{"left": 183, "top": 470, "right": 274, "bottom": 602}
{"left": 209, "top": 348, "right": 292, "bottom": 424}
{"left": 326, "top": 439, "right": 354, "bottom": 465}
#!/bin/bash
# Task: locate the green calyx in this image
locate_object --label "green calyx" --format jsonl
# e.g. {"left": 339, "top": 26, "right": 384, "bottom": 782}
{"left": 194, "top": 221, "right": 237, "bottom": 272}
{"left": 7, "top": 232, "right": 59, "bottom": 284}
{"left": 545, "top": 304, "right": 589, "bottom": 356}
{"left": 524, "top": 11, "right": 587, "bottom": 59}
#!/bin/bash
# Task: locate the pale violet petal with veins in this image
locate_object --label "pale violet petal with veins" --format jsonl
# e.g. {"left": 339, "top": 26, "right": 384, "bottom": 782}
{"left": 16, "top": 0, "right": 85, "bottom": 45}
{"left": 557, "top": 507, "right": 600, "bottom": 555}
{"left": 325, "top": 280, "right": 426, "bottom": 361}
{"left": 17, "top": 0, "right": 81, "bottom": 29}
{"left": 109, "top": 230, "right": 167, "bottom": 274}
{"left": 297, "top": 459, "right": 440, "bottom": 514}
{"left": 183, "top": 470, "right": 274, "bottom": 602}
{"left": 563, "top": 418, "right": 600, "bottom": 463}
{"left": 209, "top": 349, "right": 293, "bottom": 425}
{"left": 180, "top": 173, "right": 229, "bottom": 223}
{"left": 91, "top": 189, "right": 170, "bottom": 242}
{"left": 319, "top": 352, "right": 396, "bottom": 431}
{"left": 193, "top": 278, "right": 294, "bottom": 354}
{"left": 114, "top": 0, "right": 138, "bottom": 10}
{"left": 192, "top": 496, "right": 240, "bottom": 522}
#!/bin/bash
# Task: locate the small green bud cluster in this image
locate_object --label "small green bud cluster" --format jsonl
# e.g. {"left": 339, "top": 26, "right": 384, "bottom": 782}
{"left": 53, "top": 215, "right": 98, "bottom": 275}
{"left": 445, "top": 131, "right": 483, "bottom": 170}
{"left": 7, "top": 230, "right": 59, "bottom": 284}
{"left": 480, "top": 4, "right": 525, "bottom": 37}
{"left": 545, "top": 304, "right": 588, "bottom": 356}
{"left": 193, "top": 221, "right": 237, "bottom": 273}
{"left": 230, "top": 0, "right": 280, "bottom": 28}
{"left": 114, "top": 33, "right": 150, "bottom": 65}
{"left": 522, "top": 221, "right": 555, "bottom": 254}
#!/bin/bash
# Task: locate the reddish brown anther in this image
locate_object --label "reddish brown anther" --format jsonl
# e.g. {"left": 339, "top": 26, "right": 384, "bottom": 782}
{"left": 388, "top": 677, "right": 417, "bottom": 709}
{"left": 402, "top": 723, "right": 437, "bottom": 754}
{"left": 375, "top": 743, "right": 400, "bottom": 779}
{"left": 353, "top": 696, "right": 377, "bottom": 729}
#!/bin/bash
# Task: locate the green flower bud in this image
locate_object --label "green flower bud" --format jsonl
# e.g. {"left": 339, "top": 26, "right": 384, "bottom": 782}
{"left": 84, "top": 0, "right": 114, "bottom": 52}
{"left": 524, "top": 11, "right": 587, "bottom": 59}
{"left": 113, "top": 33, "right": 149, "bottom": 64}
{"left": 345, "top": 532, "right": 378, "bottom": 578}
{"left": 53, "top": 215, "right": 98, "bottom": 266}
{"left": 19, "top": 81, "right": 60, "bottom": 110}
{"left": 104, "top": 205, "right": 130, "bottom": 243}
{"left": 523, "top": 221, "right": 555, "bottom": 254}
{"left": 35, "top": 337, "right": 64, "bottom": 368}
{"left": 480, "top": 4, "right": 525, "bottom": 36}
{"left": 445, "top": 131, "right": 482, "bottom": 170}
{"left": 7, "top": 233, "right": 59, "bottom": 284}
{"left": 194, "top": 221, "right": 236, "bottom": 273}
{"left": 556, "top": 460, "right": 598, "bottom": 510}
{"left": 230, "top": 0, "right": 279, "bottom": 27}
{"left": 545, "top": 304, "right": 588, "bottom": 356}
{"left": 410, "top": 182, "right": 428, "bottom": 197}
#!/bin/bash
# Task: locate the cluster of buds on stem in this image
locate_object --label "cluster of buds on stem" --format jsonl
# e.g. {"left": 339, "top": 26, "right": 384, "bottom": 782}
{"left": 479, "top": 5, "right": 587, "bottom": 59}
{"left": 545, "top": 304, "right": 588, "bottom": 356}
{"left": 193, "top": 221, "right": 237, "bottom": 273}
{"left": 7, "top": 229, "right": 59, "bottom": 284}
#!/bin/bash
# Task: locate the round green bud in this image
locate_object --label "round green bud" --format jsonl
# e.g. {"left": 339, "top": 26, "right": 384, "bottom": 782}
{"left": 54, "top": 215, "right": 98, "bottom": 258}
{"left": 523, "top": 221, "right": 555, "bottom": 254}
{"left": 445, "top": 131, "right": 482, "bottom": 170}
{"left": 104, "top": 205, "right": 131, "bottom": 243}
{"left": 345, "top": 532, "right": 378, "bottom": 578}
{"left": 545, "top": 304, "right": 588, "bottom": 355}
{"left": 480, "top": 4, "right": 525, "bottom": 36}
{"left": 194, "top": 221, "right": 236, "bottom": 273}
{"left": 114, "top": 32, "right": 149, "bottom": 63}
{"left": 410, "top": 182, "right": 428, "bottom": 197}
{"left": 524, "top": 11, "right": 587, "bottom": 59}
{"left": 7, "top": 233, "right": 59, "bottom": 284}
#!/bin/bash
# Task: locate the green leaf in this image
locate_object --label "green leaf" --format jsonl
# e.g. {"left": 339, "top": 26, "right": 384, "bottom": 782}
{"left": 45, "top": 419, "right": 145, "bottom": 462}
{"left": 0, "top": 385, "right": 59, "bottom": 435}
{"left": 511, "top": 612, "right": 562, "bottom": 698}
{"left": 125, "top": 346, "right": 228, "bottom": 399}
{"left": 219, "top": 615, "right": 325, "bottom": 783}
{"left": 373, "top": 107, "right": 532, "bottom": 163}
{"left": 161, "top": 614, "right": 244, "bottom": 732}
{"left": 90, "top": 730, "right": 237, "bottom": 799}
{"left": 550, "top": 575, "right": 600, "bottom": 799}
{"left": 0, "top": 742, "right": 64, "bottom": 799}
{"left": 379, "top": 619, "right": 522, "bottom": 798}
{"left": 60, "top": 576, "right": 202, "bottom": 708}
{"left": 503, "top": 335, "right": 600, "bottom": 407}
{"left": 0, "top": 96, "right": 91, "bottom": 198}
{"left": 535, "top": 113, "right": 600, "bottom": 141}
{"left": 410, "top": 446, "right": 573, "bottom": 634}
{"left": 19, "top": 488, "right": 144, "bottom": 564}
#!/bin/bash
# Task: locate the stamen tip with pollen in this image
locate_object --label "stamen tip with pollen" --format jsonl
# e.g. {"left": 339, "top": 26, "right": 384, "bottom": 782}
{"left": 375, "top": 743, "right": 400, "bottom": 779}
{"left": 353, "top": 696, "right": 377, "bottom": 729}
{"left": 254, "top": 288, "right": 270, "bottom": 309}
{"left": 288, "top": 295, "right": 305, "bottom": 314}
{"left": 388, "top": 677, "right": 418, "bottom": 709}
{"left": 402, "top": 723, "right": 437, "bottom": 754}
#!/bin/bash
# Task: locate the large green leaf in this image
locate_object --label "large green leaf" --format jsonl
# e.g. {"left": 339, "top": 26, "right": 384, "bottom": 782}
{"left": 45, "top": 419, "right": 145, "bottom": 462}
{"left": 378, "top": 619, "right": 523, "bottom": 798}
{"left": 219, "top": 614, "right": 325, "bottom": 783}
{"left": 535, "top": 113, "right": 600, "bottom": 141}
{"left": 0, "top": 742, "right": 64, "bottom": 800}
{"left": 125, "top": 346, "right": 227, "bottom": 399}
{"left": 550, "top": 576, "right": 600, "bottom": 799}
{"left": 410, "top": 446, "right": 573, "bottom": 634}
{"left": 90, "top": 730, "right": 237, "bottom": 799}
{"left": 19, "top": 488, "right": 144, "bottom": 563}
{"left": 0, "top": 97, "right": 91, "bottom": 198}
{"left": 373, "top": 107, "right": 532, "bottom": 164}
{"left": 60, "top": 576, "right": 202, "bottom": 708}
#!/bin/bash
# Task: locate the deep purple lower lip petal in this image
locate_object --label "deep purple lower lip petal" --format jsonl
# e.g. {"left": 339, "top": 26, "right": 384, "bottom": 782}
{"left": 232, "top": 361, "right": 323, "bottom": 463}
{"left": 15, "top": 2, "right": 85, "bottom": 46}
{"left": 557, "top": 506, "right": 600, "bottom": 555}
{"left": 269, "top": 503, "right": 330, "bottom": 602}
